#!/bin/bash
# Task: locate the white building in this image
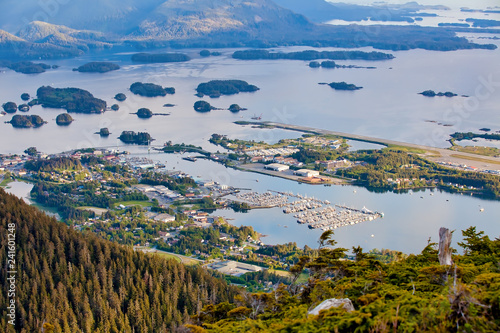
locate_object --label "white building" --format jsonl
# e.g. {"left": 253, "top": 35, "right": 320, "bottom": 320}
{"left": 294, "top": 169, "right": 320, "bottom": 178}
{"left": 154, "top": 214, "right": 176, "bottom": 223}
{"left": 265, "top": 163, "right": 290, "bottom": 172}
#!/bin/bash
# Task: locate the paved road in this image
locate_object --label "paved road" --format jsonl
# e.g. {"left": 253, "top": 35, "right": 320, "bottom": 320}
{"left": 265, "top": 122, "right": 500, "bottom": 171}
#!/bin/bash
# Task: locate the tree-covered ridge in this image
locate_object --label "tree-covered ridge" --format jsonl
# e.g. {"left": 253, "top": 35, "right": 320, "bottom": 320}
{"left": 232, "top": 49, "right": 395, "bottom": 61}
{"left": 338, "top": 150, "right": 500, "bottom": 197}
{"left": 196, "top": 80, "right": 259, "bottom": 98}
{"left": 74, "top": 61, "right": 120, "bottom": 73}
{"left": 25, "top": 157, "right": 82, "bottom": 172}
{"left": 190, "top": 228, "right": 500, "bottom": 332}
{"left": 36, "top": 86, "right": 107, "bottom": 113}
{"left": 0, "top": 188, "right": 240, "bottom": 332}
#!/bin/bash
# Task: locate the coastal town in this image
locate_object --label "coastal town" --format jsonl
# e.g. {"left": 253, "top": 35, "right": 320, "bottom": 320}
{"left": 1, "top": 128, "right": 500, "bottom": 288}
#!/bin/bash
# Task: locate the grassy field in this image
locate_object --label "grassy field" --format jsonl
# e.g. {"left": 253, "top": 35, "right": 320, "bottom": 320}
{"left": 384, "top": 145, "right": 427, "bottom": 155}
{"left": 268, "top": 269, "right": 292, "bottom": 277}
{"left": 151, "top": 252, "right": 183, "bottom": 263}
{"left": 451, "top": 145, "right": 500, "bottom": 157}
{"left": 152, "top": 251, "right": 200, "bottom": 265}
{"left": 268, "top": 269, "right": 309, "bottom": 284}
{"left": 0, "top": 176, "right": 13, "bottom": 187}
{"left": 296, "top": 272, "right": 309, "bottom": 284}
{"left": 77, "top": 206, "right": 108, "bottom": 215}
{"left": 450, "top": 154, "right": 500, "bottom": 165}
{"left": 113, "top": 200, "right": 153, "bottom": 208}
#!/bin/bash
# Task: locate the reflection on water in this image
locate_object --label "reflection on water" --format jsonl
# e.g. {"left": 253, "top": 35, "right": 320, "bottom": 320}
{"left": 4, "top": 181, "right": 33, "bottom": 204}
{"left": 4, "top": 181, "right": 60, "bottom": 219}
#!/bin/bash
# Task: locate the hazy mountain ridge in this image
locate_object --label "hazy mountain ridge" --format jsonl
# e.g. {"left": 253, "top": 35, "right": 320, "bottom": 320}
{"left": 124, "top": 0, "right": 311, "bottom": 40}
{"left": 0, "top": 0, "right": 495, "bottom": 60}
{"left": 17, "top": 21, "right": 112, "bottom": 51}
{"left": 0, "top": 28, "right": 84, "bottom": 60}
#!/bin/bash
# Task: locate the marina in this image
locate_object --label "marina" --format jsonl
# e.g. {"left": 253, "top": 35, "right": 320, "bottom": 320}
{"left": 233, "top": 189, "right": 381, "bottom": 231}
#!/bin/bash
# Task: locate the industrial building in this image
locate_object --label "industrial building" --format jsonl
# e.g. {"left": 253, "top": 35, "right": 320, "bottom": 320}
{"left": 294, "top": 169, "right": 320, "bottom": 178}
{"left": 205, "top": 260, "right": 265, "bottom": 277}
{"left": 264, "top": 163, "right": 290, "bottom": 172}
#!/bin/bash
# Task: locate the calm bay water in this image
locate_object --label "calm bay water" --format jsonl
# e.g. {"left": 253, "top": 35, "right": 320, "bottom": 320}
{"left": 129, "top": 150, "right": 500, "bottom": 254}
{"left": 1, "top": 43, "right": 499, "bottom": 253}
{"left": 0, "top": 44, "right": 499, "bottom": 154}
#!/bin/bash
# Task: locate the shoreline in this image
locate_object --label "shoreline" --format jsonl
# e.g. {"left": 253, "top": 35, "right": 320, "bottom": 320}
{"left": 237, "top": 121, "right": 500, "bottom": 172}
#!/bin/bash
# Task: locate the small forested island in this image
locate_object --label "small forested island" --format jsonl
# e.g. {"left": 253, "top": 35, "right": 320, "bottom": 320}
{"left": 18, "top": 104, "right": 30, "bottom": 112}
{"left": 323, "top": 82, "right": 363, "bottom": 90}
{"left": 98, "top": 127, "right": 110, "bottom": 137}
{"left": 419, "top": 90, "right": 457, "bottom": 97}
{"left": 55, "top": 113, "right": 74, "bottom": 126}
{"left": 233, "top": 49, "right": 395, "bottom": 61}
{"left": 36, "top": 86, "right": 107, "bottom": 113}
{"left": 2, "top": 102, "right": 17, "bottom": 113}
{"left": 196, "top": 80, "right": 259, "bottom": 98}
{"left": 114, "top": 93, "right": 127, "bottom": 101}
{"left": 111, "top": 104, "right": 119, "bottom": 111}
{"left": 130, "top": 82, "right": 175, "bottom": 97}
{"left": 229, "top": 104, "right": 247, "bottom": 112}
{"left": 163, "top": 104, "right": 175, "bottom": 107}
{"left": 119, "top": 131, "right": 153, "bottom": 145}
{"left": 28, "top": 99, "right": 40, "bottom": 107}
{"left": 320, "top": 60, "right": 336, "bottom": 68}
{"left": 450, "top": 132, "right": 500, "bottom": 142}
{"left": 8, "top": 114, "right": 46, "bottom": 128}
{"left": 21, "top": 93, "right": 30, "bottom": 101}
{"left": 438, "top": 22, "right": 470, "bottom": 27}
{"left": 308, "top": 61, "right": 321, "bottom": 68}
{"left": 131, "top": 53, "right": 190, "bottom": 63}
{"left": 6, "top": 61, "right": 52, "bottom": 74}
{"left": 74, "top": 61, "right": 120, "bottom": 73}
{"left": 194, "top": 100, "right": 215, "bottom": 112}
{"left": 200, "top": 50, "right": 221, "bottom": 57}
{"left": 465, "top": 18, "right": 500, "bottom": 27}
{"left": 309, "top": 61, "right": 375, "bottom": 69}
{"left": 135, "top": 108, "right": 153, "bottom": 118}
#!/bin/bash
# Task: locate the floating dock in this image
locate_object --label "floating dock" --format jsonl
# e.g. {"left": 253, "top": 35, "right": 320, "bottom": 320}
{"left": 233, "top": 190, "right": 382, "bottom": 230}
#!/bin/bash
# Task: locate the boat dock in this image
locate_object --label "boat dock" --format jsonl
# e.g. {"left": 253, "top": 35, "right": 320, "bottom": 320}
{"left": 233, "top": 190, "right": 382, "bottom": 230}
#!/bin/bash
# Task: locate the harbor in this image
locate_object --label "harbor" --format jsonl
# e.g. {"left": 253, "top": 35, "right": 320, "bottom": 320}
{"left": 232, "top": 189, "right": 382, "bottom": 231}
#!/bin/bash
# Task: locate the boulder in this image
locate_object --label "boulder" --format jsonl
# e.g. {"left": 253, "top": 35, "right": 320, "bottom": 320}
{"left": 308, "top": 298, "right": 354, "bottom": 316}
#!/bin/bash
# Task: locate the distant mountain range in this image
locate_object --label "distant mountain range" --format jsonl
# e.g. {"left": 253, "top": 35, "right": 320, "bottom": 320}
{"left": 0, "top": 0, "right": 496, "bottom": 60}
{"left": 273, "top": 0, "right": 450, "bottom": 23}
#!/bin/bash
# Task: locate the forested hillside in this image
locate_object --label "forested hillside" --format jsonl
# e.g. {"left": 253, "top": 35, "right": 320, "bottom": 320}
{"left": 188, "top": 230, "right": 500, "bottom": 332}
{"left": 0, "top": 189, "right": 239, "bottom": 332}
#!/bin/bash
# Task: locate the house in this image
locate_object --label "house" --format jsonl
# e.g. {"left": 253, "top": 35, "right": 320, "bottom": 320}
{"left": 159, "top": 231, "right": 172, "bottom": 240}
